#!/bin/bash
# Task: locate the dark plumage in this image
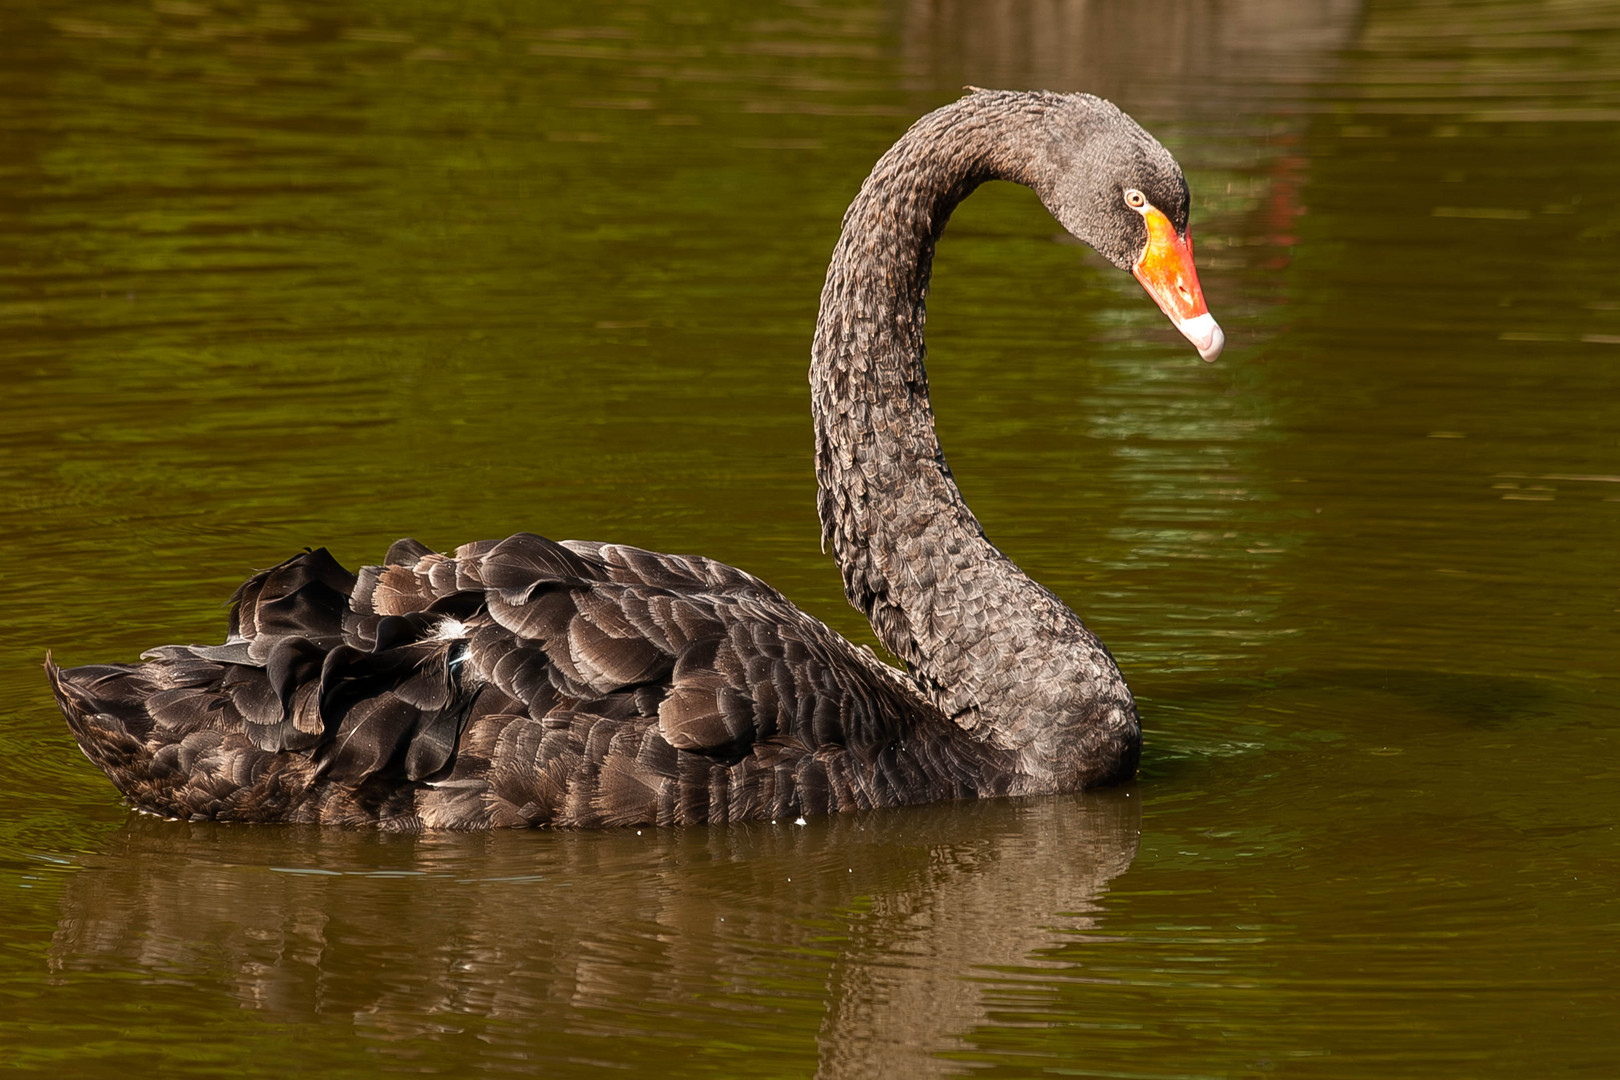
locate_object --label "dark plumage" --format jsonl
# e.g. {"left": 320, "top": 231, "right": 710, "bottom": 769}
{"left": 48, "top": 89, "right": 1222, "bottom": 828}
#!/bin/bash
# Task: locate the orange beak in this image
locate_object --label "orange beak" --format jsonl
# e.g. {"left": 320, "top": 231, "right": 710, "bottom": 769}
{"left": 1132, "top": 206, "right": 1224, "bottom": 362}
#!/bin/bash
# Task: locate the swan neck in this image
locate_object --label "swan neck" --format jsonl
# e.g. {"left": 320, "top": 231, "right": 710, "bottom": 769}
{"left": 808, "top": 93, "right": 1141, "bottom": 788}
{"left": 809, "top": 96, "right": 1041, "bottom": 705}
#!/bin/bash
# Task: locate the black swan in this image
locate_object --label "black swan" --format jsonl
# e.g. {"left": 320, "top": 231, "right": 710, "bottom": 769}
{"left": 47, "top": 90, "right": 1222, "bottom": 828}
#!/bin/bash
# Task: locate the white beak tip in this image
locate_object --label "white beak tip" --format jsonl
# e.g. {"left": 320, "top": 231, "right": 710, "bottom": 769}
{"left": 1179, "top": 313, "right": 1224, "bottom": 363}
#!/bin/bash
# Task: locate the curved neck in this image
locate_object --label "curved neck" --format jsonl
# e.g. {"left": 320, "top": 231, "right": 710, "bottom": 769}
{"left": 810, "top": 97, "right": 1047, "bottom": 722}
{"left": 809, "top": 92, "right": 1140, "bottom": 789}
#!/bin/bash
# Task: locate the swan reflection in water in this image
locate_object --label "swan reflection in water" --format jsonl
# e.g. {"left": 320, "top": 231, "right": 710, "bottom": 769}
{"left": 51, "top": 793, "right": 1138, "bottom": 1076}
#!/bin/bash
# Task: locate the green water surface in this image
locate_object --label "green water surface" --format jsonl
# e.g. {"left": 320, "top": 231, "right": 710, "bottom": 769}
{"left": 2, "top": 1, "right": 1617, "bottom": 1076}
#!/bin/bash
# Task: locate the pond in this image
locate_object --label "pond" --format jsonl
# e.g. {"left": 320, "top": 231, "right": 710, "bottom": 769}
{"left": 1, "top": 1, "right": 1617, "bottom": 1076}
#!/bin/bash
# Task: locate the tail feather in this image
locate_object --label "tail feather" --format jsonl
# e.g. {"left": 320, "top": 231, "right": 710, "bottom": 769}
{"left": 48, "top": 653, "right": 157, "bottom": 794}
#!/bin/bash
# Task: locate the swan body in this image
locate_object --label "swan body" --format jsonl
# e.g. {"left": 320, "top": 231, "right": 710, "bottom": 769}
{"left": 48, "top": 90, "right": 1221, "bottom": 828}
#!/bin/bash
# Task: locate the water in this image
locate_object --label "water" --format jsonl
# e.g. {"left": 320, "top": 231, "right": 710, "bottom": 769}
{"left": 2, "top": 0, "right": 1617, "bottom": 1075}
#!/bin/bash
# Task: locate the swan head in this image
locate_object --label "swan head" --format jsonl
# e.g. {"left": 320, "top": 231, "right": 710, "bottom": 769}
{"left": 1027, "top": 93, "right": 1224, "bottom": 362}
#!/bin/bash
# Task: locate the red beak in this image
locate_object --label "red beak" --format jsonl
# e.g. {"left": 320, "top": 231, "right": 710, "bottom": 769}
{"left": 1132, "top": 207, "right": 1224, "bottom": 362}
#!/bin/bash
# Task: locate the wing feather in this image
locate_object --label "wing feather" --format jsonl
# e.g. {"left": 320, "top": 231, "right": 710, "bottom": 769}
{"left": 50, "top": 531, "right": 1006, "bottom": 828}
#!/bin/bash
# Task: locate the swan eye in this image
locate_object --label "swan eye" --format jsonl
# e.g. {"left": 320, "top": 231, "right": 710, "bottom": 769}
{"left": 1124, "top": 188, "right": 1147, "bottom": 210}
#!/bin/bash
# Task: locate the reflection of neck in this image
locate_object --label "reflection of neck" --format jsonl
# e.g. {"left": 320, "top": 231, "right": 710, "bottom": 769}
{"left": 812, "top": 796, "right": 1142, "bottom": 1079}
{"left": 810, "top": 95, "right": 1138, "bottom": 784}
